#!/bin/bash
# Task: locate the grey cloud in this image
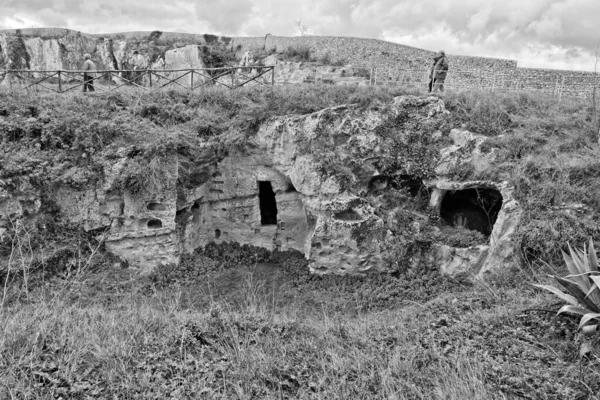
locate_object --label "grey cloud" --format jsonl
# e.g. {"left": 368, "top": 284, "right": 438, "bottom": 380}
{"left": 193, "top": 0, "right": 254, "bottom": 34}
{"left": 1, "top": 0, "right": 599, "bottom": 70}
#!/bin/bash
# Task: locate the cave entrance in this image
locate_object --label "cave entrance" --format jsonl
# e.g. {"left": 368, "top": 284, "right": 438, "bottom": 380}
{"left": 147, "top": 219, "right": 163, "bottom": 229}
{"left": 258, "top": 181, "right": 278, "bottom": 225}
{"left": 440, "top": 188, "right": 503, "bottom": 236}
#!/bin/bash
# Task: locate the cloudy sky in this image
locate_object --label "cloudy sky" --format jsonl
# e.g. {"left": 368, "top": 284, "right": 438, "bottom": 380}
{"left": 1, "top": 0, "right": 599, "bottom": 71}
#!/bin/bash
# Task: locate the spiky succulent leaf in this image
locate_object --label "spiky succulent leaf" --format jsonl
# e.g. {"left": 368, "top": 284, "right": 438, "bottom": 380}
{"left": 584, "top": 283, "right": 599, "bottom": 300}
{"left": 562, "top": 248, "right": 590, "bottom": 291}
{"left": 555, "top": 276, "right": 600, "bottom": 313}
{"left": 589, "top": 238, "right": 599, "bottom": 272}
{"left": 557, "top": 305, "right": 591, "bottom": 316}
{"left": 578, "top": 313, "right": 600, "bottom": 329}
{"left": 585, "top": 275, "right": 600, "bottom": 304}
{"left": 532, "top": 283, "right": 579, "bottom": 306}
{"left": 571, "top": 244, "right": 585, "bottom": 268}
{"left": 578, "top": 244, "right": 600, "bottom": 305}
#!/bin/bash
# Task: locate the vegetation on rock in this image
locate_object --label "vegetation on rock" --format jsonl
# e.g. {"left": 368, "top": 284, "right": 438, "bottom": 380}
{"left": 2, "top": 86, "right": 600, "bottom": 398}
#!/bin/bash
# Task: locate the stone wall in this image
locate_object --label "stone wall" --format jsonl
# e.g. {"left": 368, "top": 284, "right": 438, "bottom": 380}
{"left": 515, "top": 68, "right": 600, "bottom": 98}
{"left": 232, "top": 35, "right": 516, "bottom": 78}
{"left": 232, "top": 35, "right": 599, "bottom": 98}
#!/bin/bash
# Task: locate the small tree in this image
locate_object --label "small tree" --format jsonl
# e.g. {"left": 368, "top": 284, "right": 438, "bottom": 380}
{"left": 295, "top": 19, "right": 309, "bottom": 36}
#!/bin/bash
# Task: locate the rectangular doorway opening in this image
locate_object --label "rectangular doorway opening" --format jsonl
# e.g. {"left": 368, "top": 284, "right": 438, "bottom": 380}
{"left": 258, "top": 181, "right": 278, "bottom": 225}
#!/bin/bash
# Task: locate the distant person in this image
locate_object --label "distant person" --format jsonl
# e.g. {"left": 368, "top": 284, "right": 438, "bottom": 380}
{"left": 428, "top": 50, "right": 448, "bottom": 92}
{"left": 82, "top": 53, "right": 96, "bottom": 92}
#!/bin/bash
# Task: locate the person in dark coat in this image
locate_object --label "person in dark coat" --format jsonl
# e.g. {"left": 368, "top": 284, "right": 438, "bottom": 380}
{"left": 82, "top": 53, "right": 96, "bottom": 92}
{"left": 428, "top": 50, "right": 448, "bottom": 92}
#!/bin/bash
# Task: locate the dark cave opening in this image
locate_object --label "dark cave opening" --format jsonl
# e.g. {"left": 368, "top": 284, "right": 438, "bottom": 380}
{"left": 440, "top": 188, "right": 503, "bottom": 236}
{"left": 147, "top": 202, "right": 166, "bottom": 211}
{"left": 392, "top": 175, "right": 427, "bottom": 197}
{"left": 258, "top": 181, "right": 278, "bottom": 225}
{"left": 147, "top": 219, "right": 163, "bottom": 229}
{"left": 286, "top": 181, "right": 297, "bottom": 192}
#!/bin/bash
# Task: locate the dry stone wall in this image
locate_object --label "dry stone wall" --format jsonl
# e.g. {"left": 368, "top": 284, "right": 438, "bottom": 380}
{"left": 233, "top": 35, "right": 599, "bottom": 98}
{"left": 232, "top": 36, "right": 516, "bottom": 78}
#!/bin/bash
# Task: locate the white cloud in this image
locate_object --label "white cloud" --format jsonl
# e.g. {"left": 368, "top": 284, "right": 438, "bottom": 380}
{"left": 1, "top": 0, "right": 599, "bottom": 71}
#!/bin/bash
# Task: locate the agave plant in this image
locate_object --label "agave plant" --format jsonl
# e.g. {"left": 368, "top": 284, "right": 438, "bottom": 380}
{"left": 533, "top": 238, "right": 600, "bottom": 331}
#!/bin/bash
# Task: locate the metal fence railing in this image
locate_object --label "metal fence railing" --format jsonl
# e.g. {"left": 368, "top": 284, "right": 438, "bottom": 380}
{"left": 0, "top": 66, "right": 275, "bottom": 94}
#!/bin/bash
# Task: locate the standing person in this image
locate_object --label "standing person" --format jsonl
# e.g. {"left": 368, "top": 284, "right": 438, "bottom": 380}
{"left": 82, "top": 53, "right": 96, "bottom": 92}
{"left": 428, "top": 50, "right": 448, "bottom": 92}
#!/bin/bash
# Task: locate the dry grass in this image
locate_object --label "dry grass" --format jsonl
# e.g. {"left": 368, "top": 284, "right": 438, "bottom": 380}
{"left": 1, "top": 250, "right": 599, "bottom": 399}
{"left": 2, "top": 86, "right": 600, "bottom": 398}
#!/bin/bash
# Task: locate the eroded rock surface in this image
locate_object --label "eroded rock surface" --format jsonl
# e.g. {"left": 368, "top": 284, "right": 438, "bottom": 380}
{"left": 0, "top": 95, "right": 521, "bottom": 277}
{"left": 0, "top": 30, "right": 227, "bottom": 87}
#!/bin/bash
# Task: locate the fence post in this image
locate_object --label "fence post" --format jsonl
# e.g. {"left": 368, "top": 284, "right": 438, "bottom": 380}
{"left": 58, "top": 71, "right": 62, "bottom": 93}
{"left": 559, "top": 75, "right": 565, "bottom": 101}
{"left": 148, "top": 70, "right": 152, "bottom": 88}
{"left": 271, "top": 66, "right": 275, "bottom": 86}
{"left": 190, "top": 70, "right": 194, "bottom": 91}
{"left": 373, "top": 68, "right": 377, "bottom": 86}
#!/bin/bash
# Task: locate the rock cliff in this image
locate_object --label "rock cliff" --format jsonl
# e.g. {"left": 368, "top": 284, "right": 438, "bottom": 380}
{"left": 0, "top": 93, "right": 521, "bottom": 277}
{"left": 0, "top": 29, "right": 229, "bottom": 85}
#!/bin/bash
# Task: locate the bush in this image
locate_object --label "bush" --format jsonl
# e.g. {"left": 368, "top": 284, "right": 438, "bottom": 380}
{"left": 201, "top": 42, "right": 236, "bottom": 74}
{"left": 281, "top": 46, "right": 312, "bottom": 62}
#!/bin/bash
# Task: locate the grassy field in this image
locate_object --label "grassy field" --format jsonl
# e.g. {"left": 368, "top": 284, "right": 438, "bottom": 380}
{"left": 0, "top": 241, "right": 599, "bottom": 399}
{"left": 1, "top": 85, "right": 600, "bottom": 398}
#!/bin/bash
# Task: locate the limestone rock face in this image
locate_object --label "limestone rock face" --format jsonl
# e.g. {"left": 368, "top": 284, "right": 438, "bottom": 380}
{"left": 0, "top": 35, "right": 9, "bottom": 67}
{"left": 0, "top": 33, "right": 97, "bottom": 73}
{"left": 0, "top": 30, "right": 224, "bottom": 87}
{"left": 0, "top": 95, "right": 523, "bottom": 277}
{"left": 178, "top": 155, "right": 311, "bottom": 256}
{"left": 427, "top": 181, "right": 521, "bottom": 277}
{"left": 163, "top": 45, "right": 207, "bottom": 87}
{"left": 425, "top": 127, "right": 522, "bottom": 278}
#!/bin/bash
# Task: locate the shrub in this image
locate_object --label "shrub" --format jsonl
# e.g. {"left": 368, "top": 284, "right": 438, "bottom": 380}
{"left": 281, "top": 46, "right": 312, "bottom": 62}
{"left": 319, "top": 52, "right": 332, "bottom": 65}
{"left": 533, "top": 238, "right": 600, "bottom": 331}
{"left": 354, "top": 68, "right": 371, "bottom": 80}
{"left": 201, "top": 42, "right": 236, "bottom": 74}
